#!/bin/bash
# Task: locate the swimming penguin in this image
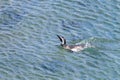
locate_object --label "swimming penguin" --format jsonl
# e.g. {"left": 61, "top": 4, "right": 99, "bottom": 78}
{"left": 57, "top": 35, "right": 89, "bottom": 52}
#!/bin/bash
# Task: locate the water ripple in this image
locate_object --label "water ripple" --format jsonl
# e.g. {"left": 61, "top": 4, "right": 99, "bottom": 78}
{"left": 0, "top": 0, "right": 120, "bottom": 80}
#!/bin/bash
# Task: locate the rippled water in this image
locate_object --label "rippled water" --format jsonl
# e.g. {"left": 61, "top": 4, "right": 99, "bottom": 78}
{"left": 0, "top": 0, "right": 120, "bottom": 80}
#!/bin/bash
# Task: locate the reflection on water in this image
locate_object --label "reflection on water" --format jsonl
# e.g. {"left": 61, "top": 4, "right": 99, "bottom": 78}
{"left": 0, "top": 0, "right": 120, "bottom": 80}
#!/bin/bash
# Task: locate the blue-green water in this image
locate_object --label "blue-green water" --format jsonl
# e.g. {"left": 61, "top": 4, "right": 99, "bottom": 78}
{"left": 0, "top": 0, "right": 120, "bottom": 80}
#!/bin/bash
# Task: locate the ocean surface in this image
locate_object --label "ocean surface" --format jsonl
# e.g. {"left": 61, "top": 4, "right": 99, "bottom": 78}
{"left": 0, "top": 0, "right": 120, "bottom": 80}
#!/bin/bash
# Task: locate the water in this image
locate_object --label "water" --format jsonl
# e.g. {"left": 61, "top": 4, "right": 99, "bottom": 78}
{"left": 0, "top": 0, "right": 120, "bottom": 80}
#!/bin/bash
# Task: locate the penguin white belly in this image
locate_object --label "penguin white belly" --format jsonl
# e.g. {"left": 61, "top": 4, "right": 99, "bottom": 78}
{"left": 71, "top": 46, "right": 84, "bottom": 52}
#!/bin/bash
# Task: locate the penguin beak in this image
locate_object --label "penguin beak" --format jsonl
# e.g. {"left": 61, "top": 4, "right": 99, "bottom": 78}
{"left": 57, "top": 35, "right": 62, "bottom": 42}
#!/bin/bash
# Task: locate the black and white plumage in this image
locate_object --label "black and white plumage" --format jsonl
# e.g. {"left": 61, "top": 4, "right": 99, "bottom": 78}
{"left": 57, "top": 35, "right": 89, "bottom": 52}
